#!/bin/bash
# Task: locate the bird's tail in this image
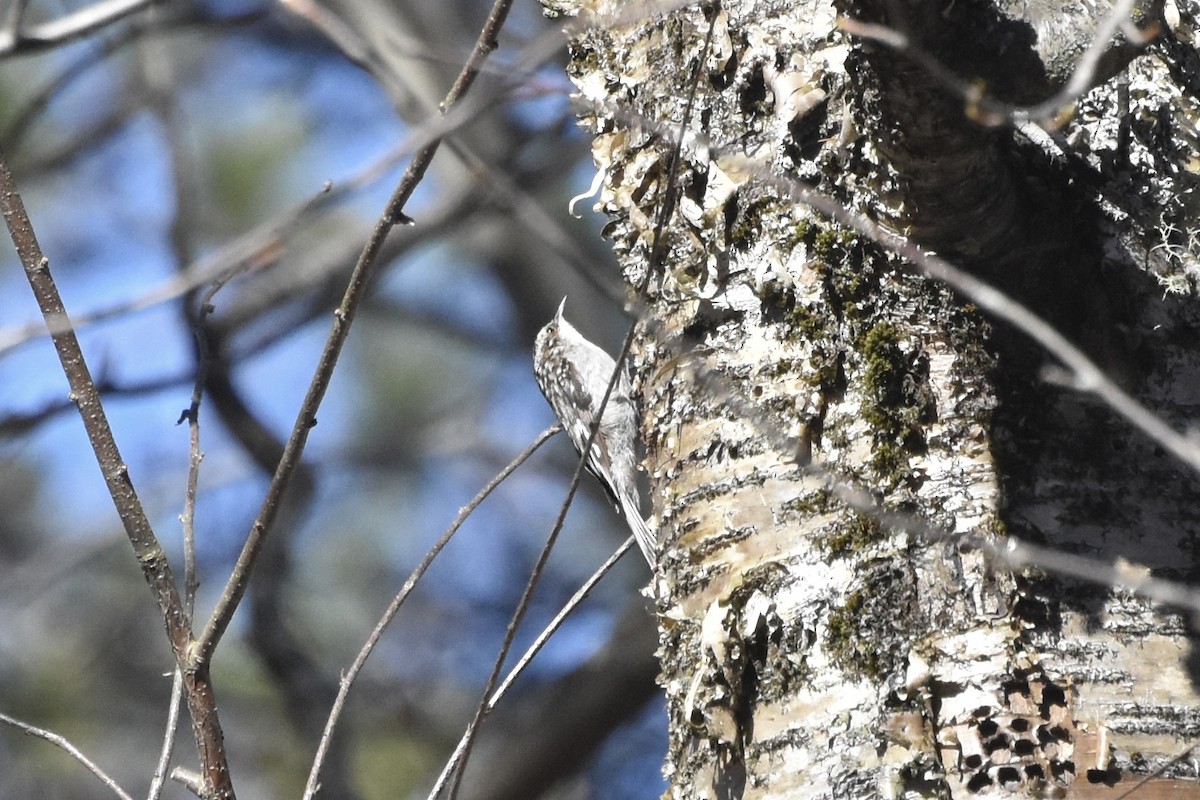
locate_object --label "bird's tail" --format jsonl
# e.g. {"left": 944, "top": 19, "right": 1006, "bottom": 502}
{"left": 619, "top": 495, "right": 657, "bottom": 568}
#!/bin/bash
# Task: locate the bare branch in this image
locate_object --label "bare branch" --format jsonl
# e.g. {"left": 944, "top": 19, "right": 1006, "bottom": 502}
{"left": 0, "top": 0, "right": 157, "bottom": 56}
{"left": 838, "top": 0, "right": 1156, "bottom": 128}
{"left": 0, "top": 184, "right": 328, "bottom": 361}
{"left": 302, "top": 426, "right": 559, "bottom": 800}
{"left": 429, "top": 536, "right": 637, "bottom": 797}
{"left": 780, "top": 177, "right": 1200, "bottom": 476}
{"left": 2, "top": 10, "right": 263, "bottom": 151}
{"left": 143, "top": 46, "right": 210, "bottom": 787}
{"left": 434, "top": 17, "right": 713, "bottom": 793}
{"left": 441, "top": 20, "right": 715, "bottom": 763}
{"left": 191, "top": 0, "right": 519, "bottom": 667}
{"left": 0, "top": 0, "right": 30, "bottom": 47}
{"left": 147, "top": 669, "right": 185, "bottom": 800}
{"left": 0, "top": 147, "right": 190, "bottom": 658}
{"left": 0, "top": 711, "right": 135, "bottom": 800}
{"left": 430, "top": 415, "right": 629, "bottom": 800}
{"left": 441, "top": 292, "right": 662, "bottom": 799}
{"left": 0, "top": 146, "right": 237, "bottom": 800}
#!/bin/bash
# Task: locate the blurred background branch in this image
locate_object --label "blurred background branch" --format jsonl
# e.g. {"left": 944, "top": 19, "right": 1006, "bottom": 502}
{"left": 0, "top": 0, "right": 661, "bottom": 797}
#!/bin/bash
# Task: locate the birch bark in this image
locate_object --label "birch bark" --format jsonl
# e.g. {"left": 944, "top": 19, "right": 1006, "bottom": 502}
{"left": 556, "top": 0, "right": 1200, "bottom": 797}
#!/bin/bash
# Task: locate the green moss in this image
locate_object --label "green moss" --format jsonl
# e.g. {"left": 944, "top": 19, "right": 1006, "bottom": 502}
{"left": 782, "top": 489, "right": 833, "bottom": 516}
{"left": 810, "top": 350, "right": 840, "bottom": 388}
{"left": 788, "top": 218, "right": 814, "bottom": 251}
{"left": 788, "top": 218, "right": 860, "bottom": 274}
{"left": 813, "top": 227, "right": 842, "bottom": 261}
{"left": 730, "top": 198, "right": 779, "bottom": 249}
{"left": 826, "top": 591, "right": 887, "bottom": 680}
{"left": 861, "top": 323, "right": 907, "bottom": 477}
{"left": 758, "top": 269, "right": 832, "bottom": 343}
{"left": 872, "top": 440, "right": 908, "bottom": 483}
{"left": 984, "top": 515, "right": 1008, "bottom": 539}
{"left": 824, "top": 569, "right": 913, "bottom": 682}
{"left": 793, "top": 305, "right": 830, "bottom": 341}
{"left": 758, "top": 278, "right": 795, "bottom": 318}
{"left": 861, "top": 323, "right": 903, "bottom": 416}
{"left": 859, "top": 322, "right": 932, "bottom": 486}
{"left": 820, "top": 511, "right": 886, "bottom": 558}
{"left": 570, "top": 41, "right": 602, "bottom": 75}
{"left": 805, "top": 224, "right": 880, "bottom": 323}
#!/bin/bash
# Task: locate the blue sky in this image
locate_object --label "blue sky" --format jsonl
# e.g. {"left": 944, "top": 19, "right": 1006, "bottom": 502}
{"left": 0, "top": 3, "right": 666, "bottom": 796}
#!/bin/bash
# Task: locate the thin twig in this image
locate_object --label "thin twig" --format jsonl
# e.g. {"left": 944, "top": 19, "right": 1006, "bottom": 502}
{"left": 0, "top": 146, "right": 233, "bottom": 799}
{"left": 435, "top": 23, "right": 716, "bottom": 791}
{"left": 0, "top": 0, "right": 156, "bottom": 55}
{"left": 191, "top": 0, "right": 519, "bottom": 666}
{"left": 432, "top": 9, "right": 712, "bottom": 793}
{"left": 441, "top": 467, "right": 583, "bottom": 799}
{"left": 0, "top": 147, "right": 191, "bottom": 659}
{"left": 3, "top": 29, "right": 132, "bottom": 147}
{"left": 140, "top": 3, "right": 210, "bottom": 621}
{"left": 0, "top": 183, "right": 329, "bottom": 357}
{"left": 147, "top": 30, "right": 207, "bottom": 794}
{"left": 147, "top": 669, "right": 185, "bottom": 800}
{"left": 430, "top": 432, "right": 611, "bottom": 800}
{"left": 0, "top": 711, "right": 135, "bottom": 800}
{"left": 0, "top": 60, "right": 540, "bottom": 356}
{"left": 776, "top": 175, "right": 1200, "bottom": 477}
{"left": 180, "top": 354, "right": 204, "bottom": 614}
{"left": 0, "top": 371, "right": 188, "bottom": 437}
{"left": 440, "top": 10, "right": 717, "bottom": 797}
{"left": 0, "top": 0, "right": 639, "bottom": 358}
{"left": 301, "top": 426, "right": 559, "bottom": 800}
{"left": 2, "top": 10, "right": 263, "bottom": 150}
{"left": 1112, "top": 742, "right": 1200, "bottom": 799}
{"left": 428, "top": 536, "right": 635, "bottom": 795}
{"left": 838, "top": 0, "right": 1154, "bottom": 128}
{"left": 496, "top": 536, "right": 635, "bottom": 703}
{"left": 0, "top": 94, "right": 498, "bottom": 355}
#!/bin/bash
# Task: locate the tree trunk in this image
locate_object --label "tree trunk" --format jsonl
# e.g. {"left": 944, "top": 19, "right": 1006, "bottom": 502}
{"left": 556, "top": 0, "right": 1200, "bottom": 797}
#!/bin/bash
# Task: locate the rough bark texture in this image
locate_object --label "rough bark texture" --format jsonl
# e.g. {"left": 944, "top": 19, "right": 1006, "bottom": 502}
{"left": 557, "top": 0, "right": 1200, "bottom": 797}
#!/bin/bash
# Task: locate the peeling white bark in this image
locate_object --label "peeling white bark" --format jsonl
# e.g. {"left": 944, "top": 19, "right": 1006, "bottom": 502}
{"left": 553, "top": 0, "right": 1200, "bottom": 796}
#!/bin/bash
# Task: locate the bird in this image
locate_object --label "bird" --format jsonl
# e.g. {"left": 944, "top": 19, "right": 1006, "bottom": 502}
{"left": 533, "top": 299, "right": 656, "bottom": 567}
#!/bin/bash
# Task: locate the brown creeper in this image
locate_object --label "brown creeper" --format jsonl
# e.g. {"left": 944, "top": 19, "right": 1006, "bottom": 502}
{"left": 533, "top": 299, "right": 656, "bottom": 567}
